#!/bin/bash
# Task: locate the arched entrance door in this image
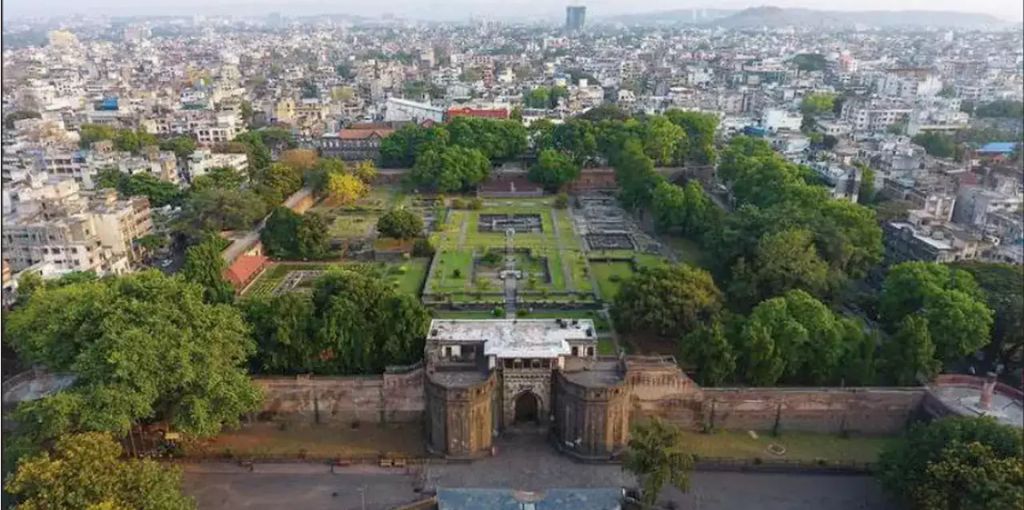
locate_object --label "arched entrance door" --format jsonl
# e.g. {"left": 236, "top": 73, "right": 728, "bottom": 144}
{"left": 514, "top": 391, "right": 539, "bottom": 424}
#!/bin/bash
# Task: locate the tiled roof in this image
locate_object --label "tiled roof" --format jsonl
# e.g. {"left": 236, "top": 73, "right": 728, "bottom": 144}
{"left": 336, "top": 128, "right": 395, "bottom": 140}
{"left": 223, "top": 254, "right": 268, "bottom": 288}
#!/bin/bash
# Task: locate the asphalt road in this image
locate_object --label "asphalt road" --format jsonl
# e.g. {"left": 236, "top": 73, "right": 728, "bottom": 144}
{"left": 182, "top": 432, "right": 894, "bottom": 510}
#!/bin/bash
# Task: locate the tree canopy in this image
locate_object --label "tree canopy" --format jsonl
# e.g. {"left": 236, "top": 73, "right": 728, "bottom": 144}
{"left": 244, "top": 268, "right": 430, "bottom": 374}
{"left": 877, "top": 417, "right": 1023, "bottom": 510}
{"left": 377, "top": 208, "right": 424, "bottom": 240}
{"left": 181, "top": 236, "right": 235, "bottom": 304}
{"left": 95, "top": 169, "right": 183, "bottom": 208}
{"left": 6, "top": 271, "right": 261, "bottom": 443}
{"left": 880, "top": 262, "right": 992, "bottom": 364}
{"left": 409, "top": 145, "right": 491, "bottom": 192}
{"left": 5, "top": 432, "right": 195, "bottom": 510}
{"left": 261, "top": 207, "right": 329, "bottom": 259}
{"left": 622, "top": 418, "right": 695, "bottom": 507}
{"left": 527, "top": 149, "right": 581, "bottom": 192}
{"left": 612, "top": 264, "right": 723, "bottom": 337}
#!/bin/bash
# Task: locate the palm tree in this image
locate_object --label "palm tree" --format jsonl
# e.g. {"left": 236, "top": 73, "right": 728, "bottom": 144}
{"left": 621, "top": 417, "right": 695, "bottom": 507}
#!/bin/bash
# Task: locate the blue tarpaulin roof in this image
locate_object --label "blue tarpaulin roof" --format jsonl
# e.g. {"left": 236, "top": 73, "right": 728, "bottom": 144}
{"left": 977, "top": 142, "right": 1017, "bottom": 154}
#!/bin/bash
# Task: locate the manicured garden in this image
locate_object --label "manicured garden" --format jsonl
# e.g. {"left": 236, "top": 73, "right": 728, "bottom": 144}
{"left": 423, "top": 196, "right": 597, "bottom": 307}
{"left": 242, "top": 259, "right": 429, "bottom": 299}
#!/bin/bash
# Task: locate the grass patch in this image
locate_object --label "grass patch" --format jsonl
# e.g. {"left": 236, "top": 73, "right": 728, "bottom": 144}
{"left": 597, "top": 338, "right": 616, "bottom": 355}
{"left": 677, "top": 430, "right": 896, "bottom": 464}
{"left": 328, "top": 213, "right": 378, "bottom": 238}
{"left": 431, "top": 310, "right": 500, "bottom": 320}
{"left": 185, "top": 421, "right": 425, "bottom": 460}
{"left": 591, "top": 261, "right": 635, "bottom": 300}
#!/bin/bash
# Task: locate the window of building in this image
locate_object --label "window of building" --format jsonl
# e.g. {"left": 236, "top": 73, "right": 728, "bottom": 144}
{"left": 443, "top": 346, "right": 452, "bottom": 358}
{"left": 571, "top": 346, "right": 578, "bottom": 356}
{"left": 530, "top": 359, "right": 541, "bottom": 369}
{"left": 513, "top": 359, "right": 523, "bottom": 369}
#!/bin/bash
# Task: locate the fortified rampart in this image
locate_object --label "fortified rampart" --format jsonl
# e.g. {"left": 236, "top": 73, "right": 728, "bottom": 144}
{"left": 254, "top": 364, "right": 425, "bottom": 425}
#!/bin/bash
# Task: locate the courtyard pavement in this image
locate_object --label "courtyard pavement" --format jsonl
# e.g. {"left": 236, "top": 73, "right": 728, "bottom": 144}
{"left": 182, "top": 430, "right": 895, "bottom": 510}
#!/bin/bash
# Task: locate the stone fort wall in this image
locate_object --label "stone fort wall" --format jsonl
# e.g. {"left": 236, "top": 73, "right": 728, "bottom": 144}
{"left": 254, "top": 365, "right": 425, "bottom": 424}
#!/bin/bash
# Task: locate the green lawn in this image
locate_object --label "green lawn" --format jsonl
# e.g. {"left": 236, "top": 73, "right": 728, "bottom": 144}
{"left": 432, "top": 250, "right": 474, "bottom": 292}
{"left": 327, "top": 213, "right": 378, "bottom": 238}
{"left": 591, "top": 261, "right": 635, "bottom": 300}
{"left": 185, "top": 421, "right": 425, "bottom": 460}
{"left": 677, "top": 430, "right": 896, "bottom": 464}
{"left": 432, "top": 310, "right": 503, "bottom": 320}
{"left": 597, "top": 338, "right": 616, "bottom": 355}
{"left": 425, "top": 197, "right": 597, "bottom": 306}
{"left": 243, "top": 260, "right": 428, "bottom": 299}
{"left": 387, "top": 258, "right": 429, "bottom": 296}
{"left": 663, "top": 236, "right": 711, "bottom": 268}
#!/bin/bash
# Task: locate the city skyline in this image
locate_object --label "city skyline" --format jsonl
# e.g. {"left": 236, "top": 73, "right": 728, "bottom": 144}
{"left": 3, "top": 0, "right": 1023, "bottom": 22}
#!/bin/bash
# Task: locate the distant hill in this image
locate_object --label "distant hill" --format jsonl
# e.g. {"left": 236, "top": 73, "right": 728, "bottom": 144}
{"left": 710, "top": 6, "right": 1011, "bottom": 30}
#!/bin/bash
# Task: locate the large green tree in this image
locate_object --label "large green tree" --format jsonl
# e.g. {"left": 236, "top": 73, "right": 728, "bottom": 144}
{"left": 877, "top": 417, "right": 1023, "bottom": 510}
{"left": 664, "top": 110, "right": 718, "bottom": 165}
{"left": 175, "top": 188, "right": 266, "bottom": 241}
{"left": 6, "top": 271, "right": 261, "bottom": 443}
{"left": 880, "top": 315, "right": 941, "bottom": 385}
{"left": 728, "top": 228, "right": 831, "bottom": 308}
{"left": 678, "top": 319, "right": 736, "bottom": 386}
{"left": 261, "top": 207, "right": 303, "bottom": 258}
{"left": 246, "top": 269, "right": 430, "bottom": 375}
{"left": 409, "top": 145, "right": 491, "bottom": 192}
{"left": 377, "top": 208, "right": 424, "bottom": 240}
{"left": 737, "top": 290, "right": 847, "bottom": 385}
{"left": 622, "top": 418, "right": 695, "bottom": 507}
{"left": 880, "top": 262, "right": 992, "bottom": 363}
{"left": 951, "top": 262, "right": 1024, "bottom": 373}
{"left": 181, "top": 236, "right": 235, "bottom": 304}
{"left": 95, "top": 169, "right": 183, "bottom": 208}
{"left": 528, "top": 148, "right": 581, "bottom": 192}
{"left": 379, "top": 124, "right": 450, "bottom": 168}
{"left": 5, "top": 432, "right": 195, "bottom": 510}
{"left": 612, "top": 264, "right": 723, "bottom": 338}
{"left": 447, "top": 116, "right": 528, "bottom": 161}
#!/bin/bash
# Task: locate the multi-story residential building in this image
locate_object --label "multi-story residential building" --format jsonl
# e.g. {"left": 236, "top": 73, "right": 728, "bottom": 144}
{"left": 2, "top": 178, "right": 153, "bottom": 278}
{"left": 884, "top": 214, "right": 985, "bottom": 264}
{"left": 186, "top": 149, "right": 249, "bottom": 179}
{"left": 876, "top": 68, "right": 943, "bottom": 100}
{"left": 841, "top": 99, "right": 913, "bottom": 133}
{"left": 954, "top": 186, "right": 1024, "bottom": 230}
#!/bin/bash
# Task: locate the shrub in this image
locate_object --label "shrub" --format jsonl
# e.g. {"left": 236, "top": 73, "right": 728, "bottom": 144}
{"left": 412, "top": 238, "right": 435, "bottom": 257}
{"left": 469, "top": 197, "right": 484, "bottom": 210}
{"left": 492, "top": 306, "right": 505, "bottom": 317}
{"left": 554, "top": 193, "right": 569, "bottom": 209}
{"left": 452, "top": 269, "right": 462, "bottom": 278}
{"left": 451, "top": 197, "right": 466, "bottom": 209}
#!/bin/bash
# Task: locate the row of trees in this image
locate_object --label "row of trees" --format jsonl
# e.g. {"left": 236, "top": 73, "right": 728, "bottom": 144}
{"left": 530, "top": 109, "right": 719, "bottom": 170}
{"left": 243, "top": 268, "right": 430, "bottom": 375}
{"left": 4, "top": 271, "right": 262, "bottom": 462}
{"left": 712, "top": 136, "right": 884, "bottom": 309}
{"left": 612, "top": 259, "right": 999, "bottom": 388}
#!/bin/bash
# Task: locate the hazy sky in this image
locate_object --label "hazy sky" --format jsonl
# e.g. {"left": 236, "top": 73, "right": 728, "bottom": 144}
{"left": 4, "top": 0, "right": 1023, "bottom": 22}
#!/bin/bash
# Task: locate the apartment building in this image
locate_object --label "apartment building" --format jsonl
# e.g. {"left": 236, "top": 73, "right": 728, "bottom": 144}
{"left": 2, "top": 179, "right": 153, "bottom": 278}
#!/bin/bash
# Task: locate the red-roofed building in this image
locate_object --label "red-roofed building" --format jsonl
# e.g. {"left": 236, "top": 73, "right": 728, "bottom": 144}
{"left": 446, "top": 107, "right": 510, "bottom": 121}
{"left": 223, "top": 254, "right": 269, "bottom": 292}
